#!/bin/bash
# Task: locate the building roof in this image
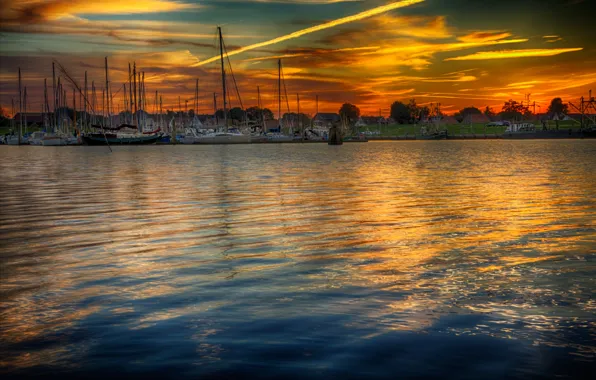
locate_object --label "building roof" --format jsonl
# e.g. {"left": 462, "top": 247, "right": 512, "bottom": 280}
{"left": 13, "top": 113, "right": 45, "bottom": 124}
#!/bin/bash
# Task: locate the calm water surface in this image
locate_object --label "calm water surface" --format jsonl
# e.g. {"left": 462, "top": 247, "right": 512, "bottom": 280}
{"left": 1, "top": 141, "right": 595, "bottom": 379}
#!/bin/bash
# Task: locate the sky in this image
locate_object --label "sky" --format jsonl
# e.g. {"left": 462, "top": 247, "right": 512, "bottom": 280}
{"left": 0, "top": 0, "right": 594, "bottom": 116}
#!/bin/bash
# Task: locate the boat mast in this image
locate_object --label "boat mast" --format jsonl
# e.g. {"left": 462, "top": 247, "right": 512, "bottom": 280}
{"left": 44, "top": 78, "right": 48, "bottom": 129}
{"left": 142, "top": 71, "right": 146, "bottom": 130}
{"left": 84, "top": 71, "right": 88, "bottom": 132}
{"left": 133, "top": 62, "right": 137, "bottom": 129}
{"left": 52, "top": 63, "right": 56, "bottom": 131}
{"left": 102, "top": 89, "right": 105, "bottom": 128}
{"left": 195, "top": 78, "right": 199, "bottom": 118}
{"left": 128, "top": 63, "right": 132, "bottom": 124}
{"left": 159, "top": 95, "right": 163, "bottom": 132}
{"left": 91, "top": 81, "right": 95, "bottom": 126}
{"left": 278, "top": 59, "right": 281, "bottom": 129}
{"left": 298, "top": 93, "right": 303, "bottom": 141}
{"left": 73, "top": 88, "right": 76, "bottom": 134}
{"left": 218, "top": 26, "right": 227, "bottom": 132}
{"left": 258, "top": 85, "right": 265, "bottom": 131}
{"left": 11, "top": 98, "right": 15, "bottom": 133}
{"left": 23, "top": 86, "right": 27, "bottom": 138}
{"left": 18, "top": 68, "right": 22, "bottom": 144}
{"left": 213, "top": 92, "right": 217, "bottom": 125}
{"left": 105, "top": 57, "right": 112, "bottom": 129}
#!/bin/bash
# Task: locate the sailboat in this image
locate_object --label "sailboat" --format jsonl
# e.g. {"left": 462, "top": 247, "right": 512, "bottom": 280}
{"left": 194, "top": 27, "right": 250, "bottom": 144}
{"left": 266, "top": 59, "right": 294, "bottom": 142}
{"left": 82, "top": 58, "right": 162, "bottom": 145}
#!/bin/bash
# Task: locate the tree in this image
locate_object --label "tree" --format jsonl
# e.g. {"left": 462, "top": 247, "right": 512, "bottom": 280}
{"left": 338, "top": 103, "right": 360, "bottom": 124}
{"left": 500, "top": 99, "right": 525, "bottom": 121}
{"left": 0, "top": 105, "right": 9, "bottom": 127}
{"left": 229, "top": 107, "right": 244, "bottom": 121}
{"left": 407, "top": 99, "right": 420, "bottom": 123}
{"left": 262, "top": 108, "right": 274, "bottom": 121}
{"left": 245, "top": 106, "right": 261, "bottom": 121}
{"left": 484, "top": 106, "right": 495, "bottom": 118}
{"left": 215, "top": 109, "right": 225, "bottom": 120}
{"left": 547, "top": 98, "right": 568, "bottom": 130}
{"left": 390, "top": 101, "right": 410, "bottom": 124}
{"left": 419, "top": 106, "right": 430, "bottom": 121}
{"left": 459, "top": 106, "right": 482, "bottom": 122}
{"left": 547, "top": 98, "right": 568, "bottom": 116}
{"left": 188, "top": 109, "right": 195, "bottom": 118}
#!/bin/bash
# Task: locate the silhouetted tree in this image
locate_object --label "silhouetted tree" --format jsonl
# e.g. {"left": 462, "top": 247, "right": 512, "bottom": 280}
{"left": 500, "top": 100, "right": 525, "bottom": 121}
{"left": 484, "top": 106, "right": 495, "bottom": 118}
{"left": 547, "top": 98, "right": 568, "bottom": 130}
{"left": 407, "top": 99, "right": 419, "bottom": 123}
{"left": 188, "top": 109, "right": 195, "bottom": 118}
{"left": 459, "top": 106, "right": 482, "bottom": 119}
{"left": 390, "top": 101, "right": 410, "bottom": 124}
{"left": 262, "top": 108, "right": 274, "bottom": 120}
{"left": 338, "top": 103, "right": 360, "bottom": 124}
{"left": 419, "top": 106, "right": 430, "bottom": 121}
{"left": 230, "top": 107, "right": 244, "bottom": 121}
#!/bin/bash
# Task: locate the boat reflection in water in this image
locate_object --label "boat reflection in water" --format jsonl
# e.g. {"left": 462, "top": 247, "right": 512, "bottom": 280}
{"left": 0, "top": 141, "right": 594, "bottom": 378}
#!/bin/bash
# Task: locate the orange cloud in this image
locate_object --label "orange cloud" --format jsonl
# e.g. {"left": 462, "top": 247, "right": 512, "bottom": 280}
{"left": 374, "top": 15, "right": 452, "bottom": 39}
{"left": 445, "top": 48, "right": 583, "bottom": 61}
{"left": 193, "top": 0, "right": 425, "bottom": 66}
{"left": 1, "top": 0, "right": 198, "bottom": 22}
{"left": 457, "top": 31, "right": 513, "bottom": 43}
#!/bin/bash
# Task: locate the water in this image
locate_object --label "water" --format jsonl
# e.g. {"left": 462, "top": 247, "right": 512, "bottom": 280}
{"left": 1, "top": 141, "right": 595, "bottom": 379}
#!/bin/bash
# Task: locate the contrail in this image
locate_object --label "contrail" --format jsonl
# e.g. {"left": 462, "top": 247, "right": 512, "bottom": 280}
{"left": 193, "top": 0, "right": 425, "bottom": 66}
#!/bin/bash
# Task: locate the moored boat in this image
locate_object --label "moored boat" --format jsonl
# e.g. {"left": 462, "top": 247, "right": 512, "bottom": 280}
{"left": 82, "top": 132, "right": 162, "bottom": 145}
{"left": 501, "top": 123, "right": 593, "bottom": 139}
{"left": 194, "top": 129, "right": 251, "bottom": 144}
{"left": 28, "top": 131, "right": 46, "bottom": 145}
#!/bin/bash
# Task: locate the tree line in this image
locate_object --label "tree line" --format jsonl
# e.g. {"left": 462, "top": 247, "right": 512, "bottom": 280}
{"left": 384, "top": 97, "right": 570, "bottom": 124}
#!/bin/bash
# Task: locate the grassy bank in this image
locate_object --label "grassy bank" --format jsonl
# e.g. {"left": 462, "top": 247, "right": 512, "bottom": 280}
{"left": 357, "top": 120, "right": 582, "bottom": 137}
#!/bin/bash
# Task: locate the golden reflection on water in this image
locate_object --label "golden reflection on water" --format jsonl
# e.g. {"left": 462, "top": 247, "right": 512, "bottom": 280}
{"left": 0, "top": 141, "right": 595, "bottom": 371}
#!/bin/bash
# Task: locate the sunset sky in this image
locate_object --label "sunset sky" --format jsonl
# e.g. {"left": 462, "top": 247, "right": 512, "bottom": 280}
{"left": 1, "top": 0, "right": 594, "bottom": 116}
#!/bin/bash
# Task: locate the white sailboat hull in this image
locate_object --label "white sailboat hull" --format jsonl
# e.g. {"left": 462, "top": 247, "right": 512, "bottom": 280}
{"left": 266, "top": 134, "right": 294, "bottom": 142}
{"left": 42, "top": 136, "right": 68, "bottom": 146}
{"left": 6, "top": 136, "right": 26, "bottom": 145}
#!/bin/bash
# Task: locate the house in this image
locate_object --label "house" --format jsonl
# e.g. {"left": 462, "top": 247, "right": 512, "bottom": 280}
{"left": 313, "top": 113, "right": 340, "bottom": 127}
